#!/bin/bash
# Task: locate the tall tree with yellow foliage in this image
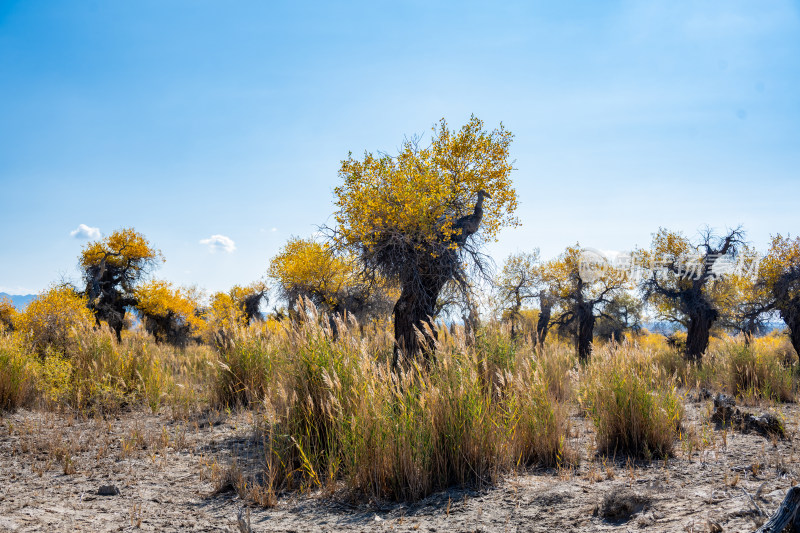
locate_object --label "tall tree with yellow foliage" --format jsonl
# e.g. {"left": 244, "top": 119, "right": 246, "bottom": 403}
{"left": 759, "top": 234, "right": 800, "bottom": 356}
{"left": 80, "top": 228, "right": 163, "bottom": 341}
{"left": 333, "top": 116, "right": 518, "bottom": 366}
{"left": 637, "top": 227, "right": 745, "bottom": 361}
{"left": 134, "top": 280, "right": 203, "bottom": 347}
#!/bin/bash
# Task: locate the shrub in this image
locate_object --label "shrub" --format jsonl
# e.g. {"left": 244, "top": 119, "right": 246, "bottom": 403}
{"left": 580, "top": 342, "right": 683, "bottom": 459}
{"left": 703, "top": 336, "right": 795, "bottom": 403}
{"left": 30, "top": 327, "right": 171, "bottom": 412}
{"left": 0, "top": 334, "right": 37, "bottom": 411}
{"left": 214, "top": 326, "right": 279, "bottom": 408}
{"left": 0, "top": 297, "right": 17, "bottom": 332}
{"left": 15, "top": 285, "right": 94, "bottom": 355}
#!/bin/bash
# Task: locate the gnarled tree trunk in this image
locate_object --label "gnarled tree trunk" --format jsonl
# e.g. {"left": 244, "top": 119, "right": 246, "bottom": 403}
{"left": 392, "top": 273, "right": 447, "bottom": 369}
{"left": 576, "top": 302, "right": 595, "bottom": 363}
{"left": 685, "top": 306, "right": 718, "bottom": 362}
{"left": 755, "top": 485, "right": 800, "bottom": 532}
{"left": 536, "top": 298, "right": 552, "bottom": 347}
{"left": 779, "top": 305, "right": 800, "bottom": 362}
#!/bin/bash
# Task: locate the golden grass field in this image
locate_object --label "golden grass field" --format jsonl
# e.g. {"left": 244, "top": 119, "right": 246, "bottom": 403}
{"left": 2, "top": 306, "right": 799, "bottom": 531}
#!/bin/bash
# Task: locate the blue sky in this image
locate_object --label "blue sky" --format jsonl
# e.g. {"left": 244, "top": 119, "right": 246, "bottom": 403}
{"left": 1, "top": 0, "right": 798, "bottom": 297}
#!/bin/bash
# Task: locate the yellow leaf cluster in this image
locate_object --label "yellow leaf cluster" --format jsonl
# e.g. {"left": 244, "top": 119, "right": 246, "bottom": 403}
{"left": 0, "top": 297, "right": 16, "bottom": 332}
{"left": 333, "top": 116, "right": 519, "bottom": 254}
{"left": 134, "top": 280, "right": 204, "bottom": 335}
{"left": 14, "top": 285, "right": 94, "bottom": 355}
{"left": 80, "top": 227, "right": 163, "bottom": 272}
{"left": 207, "top": 292, "right": 245, "bottom": 328}
{"left": 203, "top": 281, "right": 268, "bottom": 341}
{"left": 268, "top": 237, "right": 358, "bottom": 310}
{"left": 760, "top": 234, "right": 800, "bottom": 300}
{"left": 228, "top": 281, "right": 268, "bottom": 309}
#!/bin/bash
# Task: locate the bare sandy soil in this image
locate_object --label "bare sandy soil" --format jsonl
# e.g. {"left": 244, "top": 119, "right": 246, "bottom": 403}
{"left": 1, "top": 398, "right": 798, "bottom": 533}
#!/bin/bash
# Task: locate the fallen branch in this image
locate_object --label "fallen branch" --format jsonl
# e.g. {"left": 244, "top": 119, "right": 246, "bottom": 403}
{"left": 755, "top": 486, "right": 800, "bottom": 533}
{"left": 742, "top": 487, "right": 764, "bottom": 517}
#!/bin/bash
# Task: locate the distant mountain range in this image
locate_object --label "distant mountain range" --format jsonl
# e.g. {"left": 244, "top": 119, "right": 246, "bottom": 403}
{"left": 0, "top": 293, "right": 36, "bottom": 310}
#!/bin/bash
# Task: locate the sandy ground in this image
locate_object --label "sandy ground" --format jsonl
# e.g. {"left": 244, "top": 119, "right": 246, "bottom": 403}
{"left": 1, "top": 398, "right": 799, "bottom": 533}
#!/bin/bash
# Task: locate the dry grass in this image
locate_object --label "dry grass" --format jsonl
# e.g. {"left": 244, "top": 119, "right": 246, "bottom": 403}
{"left": 0, "top": 334, "right": 37, "bottom": 410}
{"left": 579, "top": 341, "right": 683, "bottom": 459}
{"left": 0, "top": 325, "right": 217, "bottom": 414}
{"left": 703, "top": 334, "right": 797, "bottom": 403}
{"left": 214, "top": 302, "right": 570, "bottom": 502}
{"left": 4, "top": 300, "right": 800, "bottom": 506}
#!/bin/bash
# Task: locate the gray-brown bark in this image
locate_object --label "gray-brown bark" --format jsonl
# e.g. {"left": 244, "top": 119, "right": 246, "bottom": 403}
{"left": 640, "top": 228, "right": 744, "bottom": 362}
{"left": 755, "top": 486, "right": 800, "bottom": 532}
{"left": 389, "top": 191, "right": 490, "bottom": 368}
{"left": 536, "top": 294, "right": 552, "bottom": 347}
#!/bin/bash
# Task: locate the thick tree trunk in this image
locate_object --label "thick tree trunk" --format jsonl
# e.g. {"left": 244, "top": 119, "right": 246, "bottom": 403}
{"left": 576, "top": 303, "right": 595, "bottom": 363}
{"left": 779, "top": 305, "right": 800, "bottom": 362}
{"left": 392, "top": 275, "right": 446, "bottom": 369}
{"left": 113, "top": 321, "right": 123, "bottom": 343}
{"left": 743, "top": 330, "right": 753, "bottom": 346}
{"left": 755, "top": 485, "right": 800, "bottom": 532}
{"left": 536, "top": 302, "right": 552, "bottom": 347}
{"left": 510, "top": 310, "right": 519, "bottom": 341}
{"left": 685, "top": 307, "right": 718, "bottom": 362}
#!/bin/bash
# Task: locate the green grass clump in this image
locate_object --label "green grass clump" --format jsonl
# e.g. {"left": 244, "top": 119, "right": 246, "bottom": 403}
{"left": 580, "top": 342, "right": 683, "bottom": 459}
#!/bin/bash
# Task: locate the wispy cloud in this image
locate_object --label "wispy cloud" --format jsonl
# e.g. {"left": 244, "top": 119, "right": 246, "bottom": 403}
{"left": 0, "top": 285, "right": 37, "bottom": 295}
{"left": 70, "top": 224, "right": 101, "bottom": 240}
{"left": 200, "top": 234, "right": 236, "bottom": 253}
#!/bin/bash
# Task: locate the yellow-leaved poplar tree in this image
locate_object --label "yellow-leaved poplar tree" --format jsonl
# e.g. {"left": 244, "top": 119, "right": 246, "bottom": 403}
{"left": 543, "top": 245, "right": 629, "bottom": 361}
{"left": 636, "top": 227, "right": 744, "bottom": 361}
{"left": 80, "top": 228, "right": 163, "bottom": 341}
{"left": 135, "top": 280, "right": 203, "bottom": 347}
{"left": 268, "top": 237, "right": 393, "bottom": 321}
{"left": 204, "top": 281, "right": 268, "bottom": 345}
{"left": 333, "top": 116, "right": 518, "bottom": 364}
{"left": 759, "top": 234, "right": 800, "bottom": 355}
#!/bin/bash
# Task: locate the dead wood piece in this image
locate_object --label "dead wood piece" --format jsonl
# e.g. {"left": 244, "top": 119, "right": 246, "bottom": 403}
{"left": 755, "top": 486, "right": 800, "bottom": 532}
{"left": 711, "top": 394, "right": 785, "bottom": 438}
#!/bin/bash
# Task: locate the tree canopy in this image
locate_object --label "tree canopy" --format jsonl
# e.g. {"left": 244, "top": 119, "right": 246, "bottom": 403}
{"left": 269, "top": 237, "right": 357, "bottom": 312}
{"left": 334, "top": 116, "right": 518, "bottom": 259}
{"left": 637, "top": 227, "right": 744, "bottom": 360}
{"left": 80, "top": 228, "right": 163, "bottom": 341}
{"left": 333, "top": 116, "right": 518, "bottom": 364}
{"left": 134, "top": 280, "right": 203, "bottom": 347}
{"left": 759, "top": 234, "right": 800, "bottom": 355}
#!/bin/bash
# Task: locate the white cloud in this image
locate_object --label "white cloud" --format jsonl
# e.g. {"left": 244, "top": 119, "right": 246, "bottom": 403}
{"left": 200, "top": 234, "right": 236, "bottom": 253}
{"left": 271, "top": 227, "right": 277, "bottom": 232}
{"left": 70, "top": 224, "right": 101, "bottom": 240}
